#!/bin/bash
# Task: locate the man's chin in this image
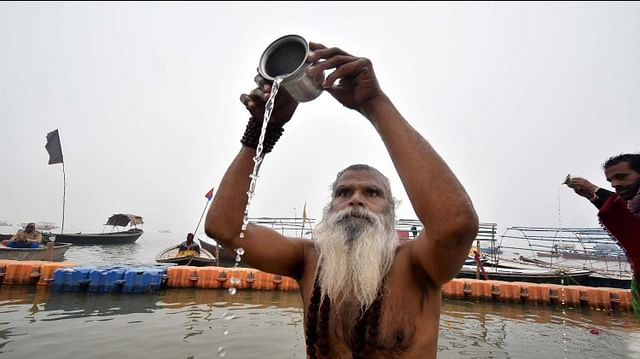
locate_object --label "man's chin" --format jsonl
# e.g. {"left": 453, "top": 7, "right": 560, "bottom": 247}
{"left": 618, "top": 187, "right": 638, "bottom": 200}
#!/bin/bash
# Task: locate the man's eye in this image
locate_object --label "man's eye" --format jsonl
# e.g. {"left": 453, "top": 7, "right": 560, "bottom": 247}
{"left": 367, "top": 189, "right": 378, "bottom": 197}
{"left": 338, "top": 189, "right": 350, "bottom": 197}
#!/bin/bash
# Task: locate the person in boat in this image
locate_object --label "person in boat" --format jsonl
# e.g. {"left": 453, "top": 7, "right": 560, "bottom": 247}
{"left": 567, "top": 153, "right": 640, "bottom": 318}
{"left": 205, "top": 41, "right": 478, "bottom": 358}
{"left": 176, "top": 233, "right": 201, "bottom": 257}
{"left": 6, "top": 222, "right": 43, "bottom": 248}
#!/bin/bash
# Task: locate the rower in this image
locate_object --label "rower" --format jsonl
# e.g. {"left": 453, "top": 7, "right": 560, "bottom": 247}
{"left": 176, "top": 233, "right": 201, "bottom": 257}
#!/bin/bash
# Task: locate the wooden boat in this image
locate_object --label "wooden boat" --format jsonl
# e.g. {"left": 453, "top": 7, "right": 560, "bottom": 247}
{"left": 457, "top": 264, "right": 593, "bottom": 285}
{"left": 0, "top": 242, "right": 72, "bottom": 261}
{"left": 49, "top": 214, "right": 144, "bottom": 245}
{"left": 155, "top": 244, "right": 216, "bottom": 267}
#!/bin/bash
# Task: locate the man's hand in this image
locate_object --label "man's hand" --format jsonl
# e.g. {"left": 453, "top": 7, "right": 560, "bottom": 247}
{"left": 306, "top": 42, "right": 385, "bottom": 114}
{"left": 239, "top": 74, "right": 298, "bottom": 127}
{"left": 568, "top": 177, "right": 599, "bottom": 200}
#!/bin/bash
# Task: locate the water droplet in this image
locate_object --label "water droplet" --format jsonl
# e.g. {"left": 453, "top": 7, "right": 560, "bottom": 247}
{"left": 217, "top": 346, "right": 227, "bottom": 357}
{"left": 223, "top": 330, "right": 229, "bottom": 336}
{"left": 236, "top": 248, "right": 245, "bottom": 255}
{"left": 229, "top": 287, "right": 237, "bottom": 295}
{"left": 230, "top": 277, "right": 241, "bottom": 285}
{"left": 241, "top": 224, "right": 247, "bottom": 231}
{"left": 223, "top": 312, "right": 235, "bottom": 320}
{"left": 235, "top": 254, "right": 242, "bottom": 262}
{"left": 239, "top": 232, "right": 245, "bottom": 239}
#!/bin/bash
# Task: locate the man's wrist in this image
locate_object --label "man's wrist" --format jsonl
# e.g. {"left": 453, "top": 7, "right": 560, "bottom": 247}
{"left": 240, "top": 117, "right": 284, "bottom": 154}
{"left": 589, "top": 187, "right": 601, "bottom": 202}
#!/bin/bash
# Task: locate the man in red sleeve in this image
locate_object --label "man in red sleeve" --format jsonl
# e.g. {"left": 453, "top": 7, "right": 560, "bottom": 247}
{"left": 568, "top": 153, "right": 640, "bottom": 318}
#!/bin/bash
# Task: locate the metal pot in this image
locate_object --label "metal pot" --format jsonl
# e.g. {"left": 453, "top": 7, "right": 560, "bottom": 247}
{"left": 258, "top": 34, "right": 324, "bottom": 102}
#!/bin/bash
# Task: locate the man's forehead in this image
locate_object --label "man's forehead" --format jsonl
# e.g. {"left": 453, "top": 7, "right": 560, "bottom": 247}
{"left": 336, "top": 170, "right": 384, "bottom": 187}
{"left": 605, "top": 161, "right": 636, "bottom": 178}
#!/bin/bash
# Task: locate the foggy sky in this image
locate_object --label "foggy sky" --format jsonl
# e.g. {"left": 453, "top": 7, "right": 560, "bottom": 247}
{"left": 1, "top": 2, "right": 639, "bottom": 236}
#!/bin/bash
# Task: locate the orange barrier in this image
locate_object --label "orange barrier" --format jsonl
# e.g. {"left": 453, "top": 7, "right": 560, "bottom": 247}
{"left": 181, "top": 267, "right": 300, "bottom": 291}
{"left": 193, "top": 267, "right": 224, "bottom": 289}
{"left": 0, "top": 259, "right": 18, "bottom": 284}
{"left": 3, "top": 260, "right": 46, "bottom": 285}
{"left": 166, "top": 266, "right": 198, "bottom": 288}
{"left": 442, "top": 278, "right": 633, "bottom": 311}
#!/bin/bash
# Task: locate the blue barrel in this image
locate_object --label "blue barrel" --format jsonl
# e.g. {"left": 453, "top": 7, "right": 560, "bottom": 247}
{"left": 104, "top": 267, "right": 127, "bottom": 293}
{"left": 51, "top": 266, "right": 94, "bottom": 292}
{"left": 122, "top": 267, "right": 165, "bottom": 294}
{"left": 87, "top": 266, "right": 126, "bottom": 293}
{"left": 51, "top": 268, "right": 73, "bottom": 292}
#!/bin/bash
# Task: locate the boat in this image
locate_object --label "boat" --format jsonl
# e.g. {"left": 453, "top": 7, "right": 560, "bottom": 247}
{"left": 48, "top": 214, "right": 144, "bottom": 245}
{"left": 497, "top": 226, "right": 633, "bottom": 288}
{"left": 155, "top": 243, "right": 217, "bottom": 267}
{"left": 457, "top": 263, "right": 593, "bottom": 285}
{"left": 0, "top": 242, "right": 72, "bottom": 261}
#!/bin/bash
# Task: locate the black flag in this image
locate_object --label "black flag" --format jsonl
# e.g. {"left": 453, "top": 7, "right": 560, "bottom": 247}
{"left": 45, "top": 129, "right": 64, "bottom": 165}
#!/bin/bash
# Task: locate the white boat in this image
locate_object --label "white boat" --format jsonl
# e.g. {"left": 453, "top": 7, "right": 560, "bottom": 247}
{"left": 0, "top": 242, "right": 72, "bottom": 261}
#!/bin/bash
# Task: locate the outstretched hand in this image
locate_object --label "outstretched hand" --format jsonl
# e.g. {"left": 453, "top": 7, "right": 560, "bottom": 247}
{"left": 567, "top": 177, "right": 599, "bottom": 199}
{"left": 239, "top": 74, "right": 298, "bottom": 127}
{"left": 306, "top": 42, "right": 385, "bottom": 114}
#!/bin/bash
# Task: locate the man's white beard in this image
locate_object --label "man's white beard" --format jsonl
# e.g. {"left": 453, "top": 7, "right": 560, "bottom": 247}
{"left": 314, "top": 206, "right": 397, "bottom": 310}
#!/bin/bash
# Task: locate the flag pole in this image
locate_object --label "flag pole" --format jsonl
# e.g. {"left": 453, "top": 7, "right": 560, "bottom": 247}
{"left": 46, "top": 129, "right": 65, "bottom": 235}
{"left": 193, "top": 200, "right": 210, "bottom": 235}
{"left": 194, "top": 188, "right": 215, "bottom": 235}
{"left": 61, "top": 162, "right": 66, "bottom": 234}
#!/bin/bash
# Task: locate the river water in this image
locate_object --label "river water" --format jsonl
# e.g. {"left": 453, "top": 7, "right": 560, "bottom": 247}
{"left": 1, "top": 232, "right": 639, "bottom": 358}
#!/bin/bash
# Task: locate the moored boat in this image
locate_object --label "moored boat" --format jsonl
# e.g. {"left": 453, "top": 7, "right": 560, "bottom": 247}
{"left": 457, "top": 264, "right": 593, "bottom": 285}
{"left": 155, "top": 244, "right": 217, "bottom": 267}
{"left": 0, "top": 242, "right": 72, "bottom": 261}
{"left": 48, "top": 214, "right": 144, "bottom": 245}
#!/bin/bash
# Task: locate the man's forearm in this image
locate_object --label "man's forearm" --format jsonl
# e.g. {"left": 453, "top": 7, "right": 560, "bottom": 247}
{"left": 591, "top": 188, "right": 614, "bottom": 210}
{"left": 205, "top": 147, "right": 257, "bottom": 242}
{"left": 363, "top": 95, "right": 477, "bottom": 241}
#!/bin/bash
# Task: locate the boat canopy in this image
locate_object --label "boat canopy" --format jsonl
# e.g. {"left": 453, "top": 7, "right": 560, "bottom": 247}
{"left": 105, "top": 214, "right": 144, "bottom": 227}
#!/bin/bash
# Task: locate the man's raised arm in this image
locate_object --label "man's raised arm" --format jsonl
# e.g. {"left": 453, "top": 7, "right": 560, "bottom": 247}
{"left": 205, "top": 76, "right": 307, "bottom": 278}
{"left": 307, "top": 43, "right": 478, "bottom": 286}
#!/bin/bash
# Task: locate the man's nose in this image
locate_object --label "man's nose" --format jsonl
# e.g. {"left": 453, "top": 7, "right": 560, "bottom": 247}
{"left": 611, "top": 179, "right": 623, "bottom": 189}
{"left": 349, "top": 192, "right": 365, "bottom": 207}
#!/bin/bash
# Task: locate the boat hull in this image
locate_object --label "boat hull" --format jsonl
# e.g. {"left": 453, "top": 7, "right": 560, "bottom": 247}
{"left": 155, "top": 245, "right": 217, "bottom": 267}
{"left": 0, "top": 242, "right": 72, "bottom": 261}
{"left": 457, "top": 265, "right": 593, "bottom": 285}
{"left": 49, "top": 229, "right": 144, "bottom": 245}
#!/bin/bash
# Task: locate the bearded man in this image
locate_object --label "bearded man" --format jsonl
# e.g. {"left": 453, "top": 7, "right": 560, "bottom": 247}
{"left": 205, "top": 41, "right": 478, "bottom": 358}
{"left": 567, "top": 153, "right": 640, "bottom": 318}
